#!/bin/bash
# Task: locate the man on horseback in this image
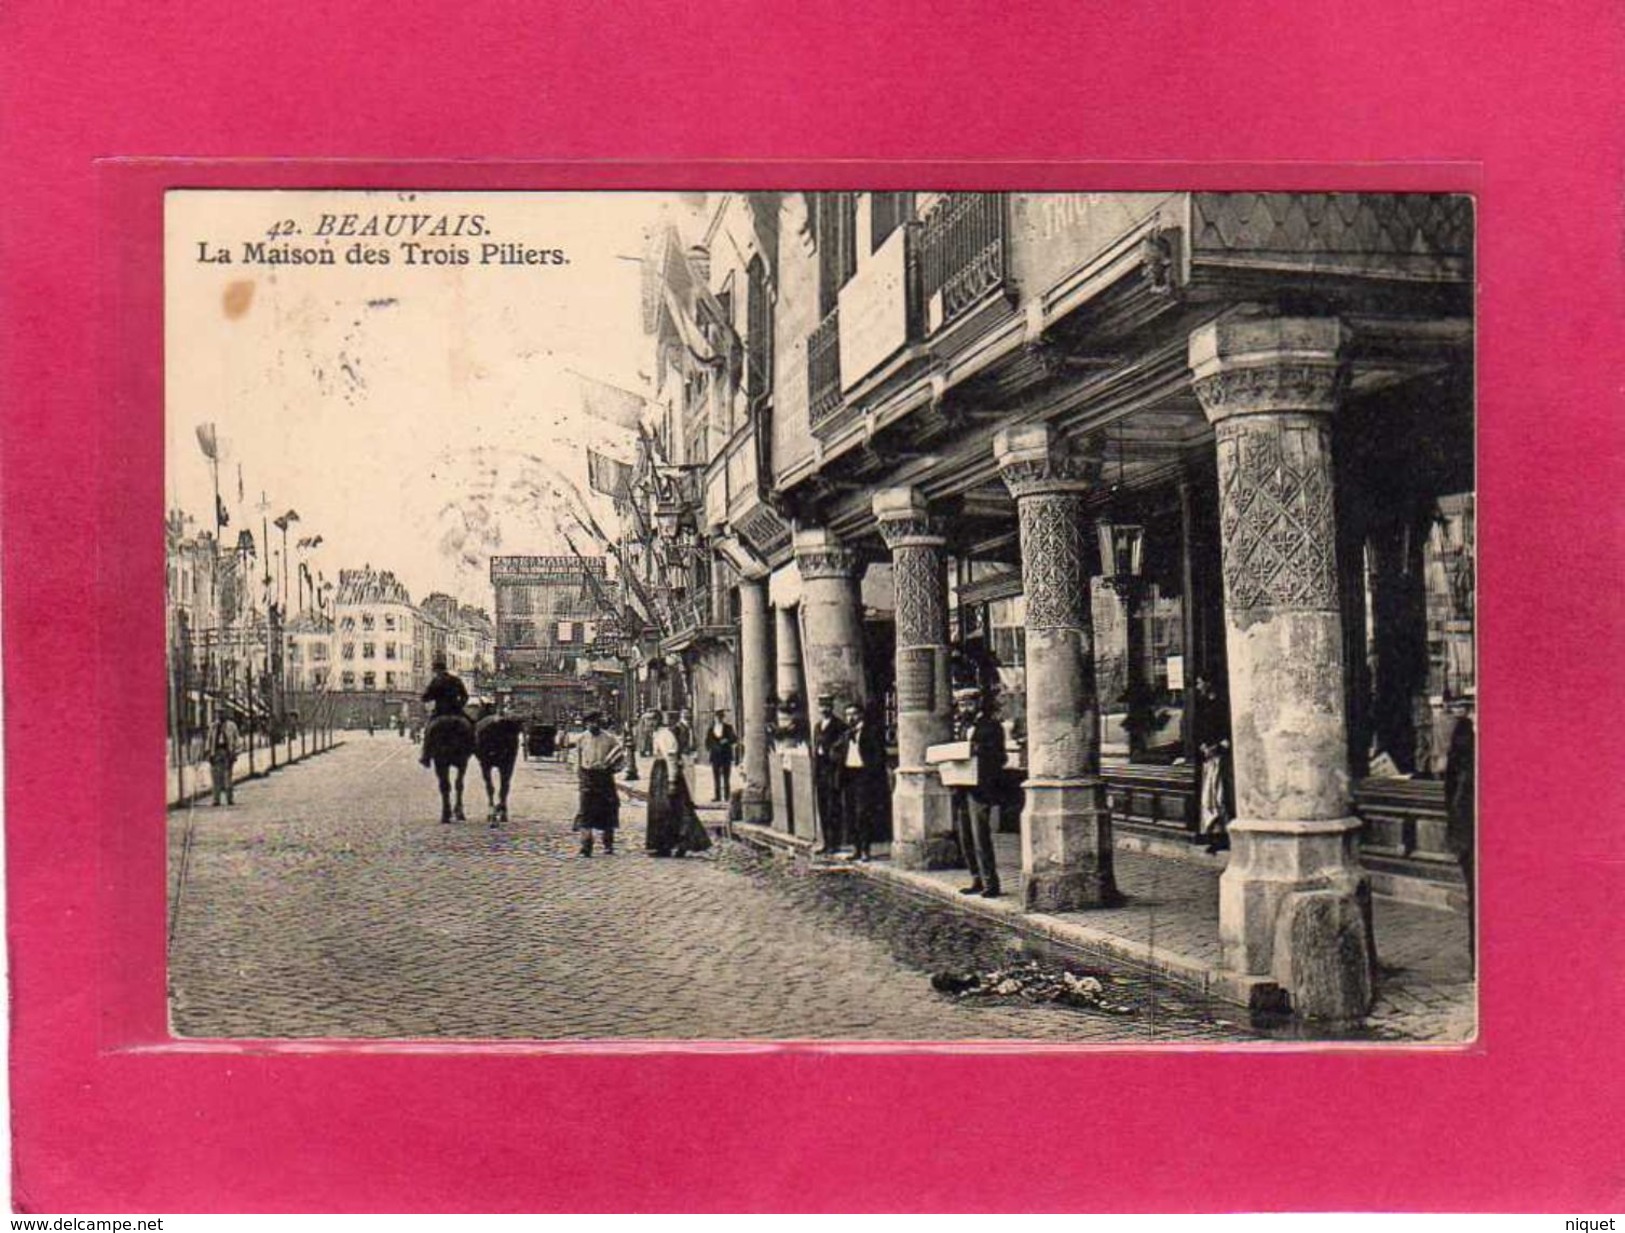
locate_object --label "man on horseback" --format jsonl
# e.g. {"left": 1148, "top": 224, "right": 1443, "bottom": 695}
{"left": 419, "top": 653, "right": 469, "bottom": 767}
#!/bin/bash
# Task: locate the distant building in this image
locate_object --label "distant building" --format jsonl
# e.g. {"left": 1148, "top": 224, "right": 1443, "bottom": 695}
{"left": 332, "top": 566, "right": 422, "bottom": 726}
{"left": 419, "top": 593, "right": 496, "bottom": 691}
{"left": 490, "top": 555, "right": 619, "bottom": 721}
{"left": 284, "top": 611, "right": 334, "bottom": 693}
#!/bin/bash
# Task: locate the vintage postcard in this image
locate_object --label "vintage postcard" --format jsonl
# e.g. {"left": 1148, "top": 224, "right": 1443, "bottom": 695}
{"left": 163, "top": 188, "right": 1476, "bottom": 1043}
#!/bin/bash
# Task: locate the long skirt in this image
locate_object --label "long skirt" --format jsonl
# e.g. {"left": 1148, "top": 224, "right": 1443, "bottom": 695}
{"left": 647, "top": 761, "right": 711, "bottom": 855}
{"left": 645, "top": 759, "right": 677, "bottom": 853}
{"left": 576, "top": 768, "right": 620, "bottom": 832}
{"left": 671, "top": 770, "right": 712, "bottom": 854}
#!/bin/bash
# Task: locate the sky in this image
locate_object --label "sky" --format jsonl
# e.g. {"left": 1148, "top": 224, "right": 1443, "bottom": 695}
{"left": 165, "top": 189, "right": 710, "bottom": 609}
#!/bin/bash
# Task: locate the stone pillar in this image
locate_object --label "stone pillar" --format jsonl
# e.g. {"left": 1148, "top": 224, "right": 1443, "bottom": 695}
{"left": 738, "top": 576, "right": 773, "bottom": 824}
{"left": 1189, "top": 316, "right": 1373, "bottom": 1020}
{"left": 775, "top": 603, "right": 805, "bottom": 712}
{"left": 792, "top": 527, "right": 868, "bottom": 710}
{"left": 873, "top": 487, "right": 960, "bottom": 870}
{"left": 995, "top": 424, "right": 1120, "bottom": 910}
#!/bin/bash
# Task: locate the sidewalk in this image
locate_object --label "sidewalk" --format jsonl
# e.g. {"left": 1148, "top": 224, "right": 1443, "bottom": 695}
{"left": 733, "top": 823, "right": 1476, "bottom": 1042}
{"left": 167, "top": 735, "right": 342, "bottom": 807}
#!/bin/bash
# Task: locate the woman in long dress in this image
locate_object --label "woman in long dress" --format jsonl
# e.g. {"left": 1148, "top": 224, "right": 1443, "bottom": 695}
{"left": 645, "top": 712, "right": 680, "bottom": 856}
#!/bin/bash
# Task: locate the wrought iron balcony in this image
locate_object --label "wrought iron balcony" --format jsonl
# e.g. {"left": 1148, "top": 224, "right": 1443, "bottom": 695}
{"left": 808, "top": 307, "right": 842, "bottom": 428}
{"left": 918, "top": 192, "right": 1008, "bottom": 332}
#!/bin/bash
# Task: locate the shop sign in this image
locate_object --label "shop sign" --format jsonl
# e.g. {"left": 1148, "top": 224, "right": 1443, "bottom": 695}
{"left": 1009, "top": 192, "right": 1180, "bottom": 300}
{"left": 896, "top": 646, "right": 936, "bottom": 714}
{"left": 839, "top": 225, "right": 913, "bottom": 391}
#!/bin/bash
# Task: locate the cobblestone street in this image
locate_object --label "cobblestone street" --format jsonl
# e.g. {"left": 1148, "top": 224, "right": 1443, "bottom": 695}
{"left": 168, "top": 738, "right": 1266, "bottom": 1042}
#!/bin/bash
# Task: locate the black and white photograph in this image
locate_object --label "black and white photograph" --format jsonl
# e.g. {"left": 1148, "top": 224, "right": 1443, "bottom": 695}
{"left": 164, "top": 188, "right": 1476, "bottom": 1044}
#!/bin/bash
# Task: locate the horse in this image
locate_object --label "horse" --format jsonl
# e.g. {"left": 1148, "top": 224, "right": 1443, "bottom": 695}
{"left": 474, "top": 712, "right": 523, "bottom": 826}
{"left": 423, "top": 712, "right": 476, "bottom": 824}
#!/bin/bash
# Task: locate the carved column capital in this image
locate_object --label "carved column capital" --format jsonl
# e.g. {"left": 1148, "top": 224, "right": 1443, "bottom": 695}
{"left": 1188, "top": 317, "right": 1346, "bottom": 426}
{"left": 994, "top": 423, "right": 1103, "bottom": 500}
{"left": 872, "top": 486, "right": 945, "bottom": 550}
{"left": 791, "top": 527, "right": 862, "bottom": 581}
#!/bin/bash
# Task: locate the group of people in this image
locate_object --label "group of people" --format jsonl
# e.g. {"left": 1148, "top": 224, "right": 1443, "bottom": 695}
{"left": 634, "top": 707, "right": 739, "bottom": 804}
{"left": 568, "top": 708, "right": 715, "bottom": 860}
{"left": 809, "top": 694, "right": 890, "bottom": 863}
{"left": 412, "top": 650, "right": 730, "bottom": 861}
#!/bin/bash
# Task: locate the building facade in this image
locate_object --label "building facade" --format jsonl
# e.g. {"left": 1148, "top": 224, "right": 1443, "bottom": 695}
{"left": 652, "top": 190, "right": 1474, "bottom": 1018}
{"left": 490, "top": 555, "right": 619, "bottom": 722}
{"left": 331, "top": 566, "right": 423, "bottom": 726}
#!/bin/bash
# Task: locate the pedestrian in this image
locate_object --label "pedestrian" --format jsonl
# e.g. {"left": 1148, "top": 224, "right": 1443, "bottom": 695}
{"left": 811, "top": 694, "right": 848, "bottom": 855}
{"left": 206, "top": 710, "right": 241, "bottom": 807}
{"left": 573, "top": 710, "right": 624, "bottom": 857}
{"left": 419, "top": 653, "right": 469, "bottom": 767}
{"left": 646, "top": 710, "right": 679, "bottom": 855}
{"left": 1444, "top": 692, "right": 1476, "bottom": 971}
{"left": 636, "top": 709, "right": 656, "bottom": 759}
{"left": 1193, "top": 676, "right": 1232, "bottom": 854}
{"left": 704, "top": 708, "right": 737, "bottom": 802}
{"left": 952, "top": 686, "right": 1006, "bottom": 897}
{"left": 673, "top": 709, "right": 695, "bottom": 759}
{"left": 838, "top": 699, "right": 887, "bottom": 863}
{"left": 646, "top": 711, "right": 710, "bottom": 857}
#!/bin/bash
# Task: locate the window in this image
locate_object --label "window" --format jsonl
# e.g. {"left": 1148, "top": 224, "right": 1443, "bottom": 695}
{"left": 870, "top": 192, "right": 915, "bottom": 251}
{"left": 340, "top": 616, "right": 356, "bottom": 632}
{"left": 385, "top": 641, "right": 397, "bottom": 660}
{"left": 341, "top": 642, "right": 356, "bottom": 660}
{"left": 363, "top": 671, "right": 376, "bottom": 690}
{"left": 288, "top": 640, "right": 300, "bottom": 660}
{"left": 362, "top": 642, "right": 376, "bottom": 659}
{"left": 362, "top": 614, "right": 375, "bottom": 632}
{"left": 746, "top": 254, "right": 773, "bottom": 401}
{"left": 341, "top": 671, "right": 356, "bottom": 689}
{"left": 311, "top": 643, "right": 328, "bottom": 662}
{"left": 385, "top": 672, "right": 396, "bottom": 688}
{"left": 385, "top": 614, "right": 396, "bottom": 631}
{"left": 558, "top": 620, "right": 575, "bottom": 643}
{"left": 815, "top": 192, "right": 858, "bottom": 316}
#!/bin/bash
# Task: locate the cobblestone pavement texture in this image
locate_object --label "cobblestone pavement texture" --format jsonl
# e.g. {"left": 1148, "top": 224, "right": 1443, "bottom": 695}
{"left": 168, "top": 738, "right": 1270, "bottom": 1042}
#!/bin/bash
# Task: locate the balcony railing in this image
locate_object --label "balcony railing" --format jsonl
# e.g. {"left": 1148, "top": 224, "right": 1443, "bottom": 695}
{"left": 808, "top": 307, "right": 842, "bottom": 428}
{"left": 918, "top": 192, "right": 1008, "bottom": 331}
{"left": 670, "top": 590, "right": 731, "bottom": 639}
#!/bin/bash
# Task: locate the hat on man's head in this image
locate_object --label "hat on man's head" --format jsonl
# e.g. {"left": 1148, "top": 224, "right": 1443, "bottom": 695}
{"left": 583, "top": 709, "right": 604, "bottom": 723}
{"left": 432, "top": 653, "right": 448, "bottom": 670}
{"left": 816, "top": 693, "right": 835, "bottom": 706}
{"left": 952, "top": 686, "right": 982, "bottom": 704}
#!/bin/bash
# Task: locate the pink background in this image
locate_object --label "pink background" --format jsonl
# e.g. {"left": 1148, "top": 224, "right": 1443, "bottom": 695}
{"left": 3, "top": 1, "right": 1622, "bottom": 1212}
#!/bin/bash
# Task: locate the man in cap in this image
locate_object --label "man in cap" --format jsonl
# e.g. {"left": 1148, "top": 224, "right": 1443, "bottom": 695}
{"left": 419, "top": 652, "right": 469, "bottom": 766}
{"left": 573, "top": 710, "right": 625, "bottom": 856}
{"left": 206, "top": 709, "right": 242, "bottom": 807}
{"left": 810, "top": 693, "right": 848, "bottom": 855}
{"left": 952, "top": 684, "right": 1006, "bottom": 897}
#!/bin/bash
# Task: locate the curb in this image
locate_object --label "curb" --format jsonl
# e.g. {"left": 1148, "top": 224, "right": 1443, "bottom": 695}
{"left": 729, "top": 821, "right": 1281, "bottom": 1013}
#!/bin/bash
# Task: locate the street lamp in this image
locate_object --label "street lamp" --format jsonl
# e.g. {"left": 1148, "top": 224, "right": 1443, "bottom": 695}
{"left": 1096, "top": 519, "right": 1145, "bottom": 596}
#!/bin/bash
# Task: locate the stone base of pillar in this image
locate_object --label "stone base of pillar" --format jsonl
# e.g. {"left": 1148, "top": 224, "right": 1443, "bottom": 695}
{"left": 1019, "top": 778, "right": 1121, "bottom": 911}
{"left": 741, "top": 785, "right": 772, "bottom": 827}
{"left": 1219, "top": 817, "right": 1374, "bottom": 1020}
{"left": 890, "top": 768, "right": 961, "bottom": 870}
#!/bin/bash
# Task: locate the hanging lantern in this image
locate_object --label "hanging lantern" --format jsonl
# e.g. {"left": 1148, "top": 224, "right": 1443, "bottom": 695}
{"left": 1097, "top": 519, "right": 1145, "bottom": 597}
